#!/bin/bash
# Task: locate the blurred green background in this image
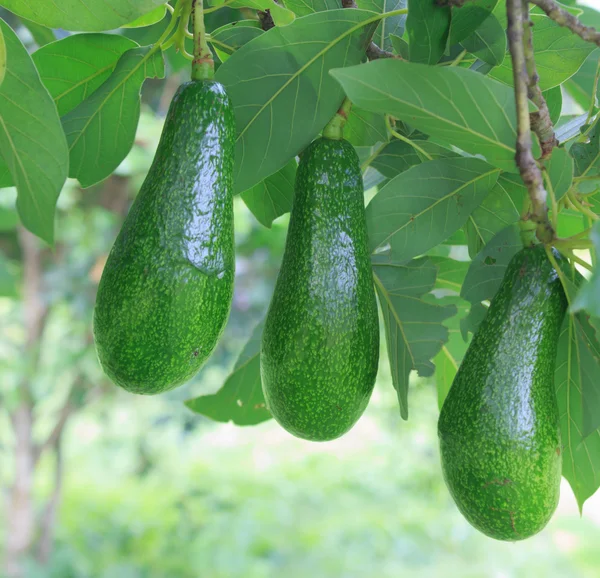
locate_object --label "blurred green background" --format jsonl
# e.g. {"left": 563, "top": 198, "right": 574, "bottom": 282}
{"left": 2, "top": 10, "right": 600, "bottom": 577}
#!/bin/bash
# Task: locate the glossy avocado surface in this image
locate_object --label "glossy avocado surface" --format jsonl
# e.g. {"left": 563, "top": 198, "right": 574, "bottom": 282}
{"left": 438, "top": 245, "right": 567, "bottom": 540}
{"left": 94, "top": 80, "right": 235, "bottom": 394}
{"left": 261, "top": 137, "right": 380, "bottom": 441}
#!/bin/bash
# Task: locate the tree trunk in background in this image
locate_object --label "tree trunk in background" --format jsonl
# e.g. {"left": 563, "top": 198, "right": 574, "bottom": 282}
{"left": 4, "top": 228, "right": 48, "bottom": 577}
{"left": 4, "top": 407, "right": 36, "bottom": 578}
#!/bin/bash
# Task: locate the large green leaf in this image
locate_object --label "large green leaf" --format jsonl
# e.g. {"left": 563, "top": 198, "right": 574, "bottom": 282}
{"left": 62, "top": 46, "right": 164, "bottom": 188}
{"left": 210, "top": 0, "right": 295, "bottom": 25}
{"left": 571, "top": 123, "right": 600, "bottom": 189}
{"left": 373, "top": 257, "right": 455, "bottom": 419}
{"left": 489, "top": 13, "right": 596, "bottom": 91}
{"left": 432, "top": 294, "right": 470, "bottom": 409}
{"left": 556, "top": 311, "right": 600, "bottom": 510}
{"left": 0, "top": 25, "right": 5, "bottom": 88}
{"left": 331, "top": 60, "right": 536, "bottom": 172}
{"left": 546, "top": 146, "right": 574, "bottom": 202}
{"left": 209, "top": 22, "right": 263, "bottom": 63}
{"left": 448, "top": 0, "right": 498, "bottom": 46}
{"left": 366, "top": 157, "right": 500, "bottom": 263}
{"left": 0, "top": 19, "right": 68, "bottom": 245}
{"left": 460, "top": 13, "right": 506, "bottom": 67}
{"left": 370, "top": 139, "right": 422, "bottom": 178}
{"left": 464, "top": 173, "right": 525, "bottom": 257}
{"left": 344, "top": 106, "right": 388, "bottom": 147}
{"left": 1, "top": 0, "right": 167, "bottom": 32}
{"left": 0, "top": 252, "right": 20, "bottom": 298}
{"left": 572, "top": 222, "right": 600, "bottom": 318}
{"left": 406, "top": 0, "right": 450, "bottom": 65}
{"left": 357, "top": 0, "right": 407, "bottom": 52}
{"left": 122, "top": 4, "right": 167, "bottom": 28}
{"left": 216, "top": 9, "right": 379, "bottom": 194}
{"left": 185, "top": 321, "right": 271, "bottom": 426}
{"left": 544, "top": 86, "right": 562, "bottom": 126}
{"left": 33, "top": 34, "right": 138, "bottom": 117}
{"left": 282, "top": 0, "right": 339, "bottom": 16}
{"left": 241, "top": 158, "right": 297, "bottom": 227}
{"left": 564, "top": 50, "right": 600, "bottom": 111}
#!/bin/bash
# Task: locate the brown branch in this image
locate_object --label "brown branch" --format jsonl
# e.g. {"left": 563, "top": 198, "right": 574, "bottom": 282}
{"left": 366, "top": 43, "right": 396, "bottom": 60}
{"left": 523, "top": 7, "right": 557, "bottom": 158}
{"left": 507, "top": 0, "right": 554, "bottom": 243}
{"left": 529, "top": 0, "right": 600, "bottom": 46}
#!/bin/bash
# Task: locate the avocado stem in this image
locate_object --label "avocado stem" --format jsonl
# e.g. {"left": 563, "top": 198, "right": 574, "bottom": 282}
{"left": 191, "top": 0, "right": 214, "bottom": 81}
{"left": 322, "top": 98, "right": 352, "bottom": 140}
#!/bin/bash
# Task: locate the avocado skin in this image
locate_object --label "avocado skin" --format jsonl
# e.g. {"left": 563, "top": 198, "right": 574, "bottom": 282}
{"left": 438, "top": 245, "right": 567, "bottom": 540}
{"left": 93, "top": 81, "right": 235, "bottom": 394}
{"left": 261, "top": 137, "right": 379, "bottom": 442}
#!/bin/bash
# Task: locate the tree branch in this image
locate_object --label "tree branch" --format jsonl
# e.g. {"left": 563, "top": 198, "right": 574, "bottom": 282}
{"left": 507, "top": 0, "right": 554, "bottom": 243}
{"left": 257, "top": 9, "right": 275, "bottom": 30}
{"left": 366, "top": 43, "right": 396, "bottom": 60}
{"left": 522, "top": 7, "right": 557, "bottom": 158}
{"left": 529, "top": 0, "right": 600, "bottom": 46}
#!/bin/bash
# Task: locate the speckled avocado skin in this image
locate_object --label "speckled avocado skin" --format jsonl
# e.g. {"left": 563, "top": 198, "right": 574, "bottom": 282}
{"left": 261, "top": 137, "right": 380, "bottom": 442}
{"left": 438, "top": 245, "right": 567, "bottom": 541}
{"left": 93, "top": 81, "right": 235, "bottom": 394}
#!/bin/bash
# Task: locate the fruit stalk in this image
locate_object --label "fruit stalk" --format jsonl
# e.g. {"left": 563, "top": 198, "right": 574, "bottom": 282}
{"left": 191, "top": 0, "right": 214, "bottom": 80}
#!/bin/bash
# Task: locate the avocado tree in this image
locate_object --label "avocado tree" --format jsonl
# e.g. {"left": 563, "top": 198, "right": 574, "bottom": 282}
{"left": 1, "top": 0, "right": 600, "bottom": 571}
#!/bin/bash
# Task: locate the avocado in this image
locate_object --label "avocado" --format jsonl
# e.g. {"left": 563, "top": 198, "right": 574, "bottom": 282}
{"left": 438, "top": 245, "right": 567, "bottom": 540}
{"left": 93, "top": 80, "right": 235, "bottom": 394}
{"left": 261, "top": 137, "right": 379, "bottom": 441}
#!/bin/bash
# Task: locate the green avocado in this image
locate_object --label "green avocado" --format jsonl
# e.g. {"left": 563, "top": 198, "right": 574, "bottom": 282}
{"left": 438, "top": 244, "right": 567, "bottom": 540}
{"left": 93, "top": 80, "right": 235, "bottom": 394}
{"left": 261, "top": 137, "right": 380, "bottom": 442}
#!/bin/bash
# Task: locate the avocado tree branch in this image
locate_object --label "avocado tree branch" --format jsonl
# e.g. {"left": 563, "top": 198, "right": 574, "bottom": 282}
{"left": 522, "top": 9, "right": 557, "bottom": 158}
{"left": 528, "top": 0, "right": 600, "bottom": 46}
{"left": 507, "top": 0, "right": 554, "bottom": 243}
{"left": 191, "top": 0, "right": 214, "bottom": 80}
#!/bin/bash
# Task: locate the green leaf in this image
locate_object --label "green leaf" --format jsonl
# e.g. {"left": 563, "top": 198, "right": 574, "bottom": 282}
{"left": 571, "top": 123, "right": 600, "bottom": 188}
{"left": 185, "top": 321, "right": 271, "bottom": 426}
{"left": 210, "top": 0, "right": 295, "bottom": 25}
{"left": 210, "top": 21, "right": 263, "bottom": 63}
{"left": 344, "top": 106, "right": 388, "bottom": 147}
{"left": 390, "top": 33, "right": 409, "bottom": 59}
{"left": 432, "top": 294, "right": 470, "bottom": 409}
{"left": 464, "top": 173, "right": 525, "bottom": 257}
{"left": 373, "top": 257, "right": 456, "bottom": 419}
{"left": 241, "top": 158, "right": 296, "bottom": 227}
{"left": 32, "top": 34, "right": 138, "bottom": 118}
{"left": 122, "top": 4, "right": 167, "bottom": 28}
{"left": 331, "top": 60, "right": 537, "bottom": 172}
{"left": 572, "top": 222, "right": 600, "bottom": 318}
{"left": 556, "top": 113, "right": 589, "bottom": 144}
{"left": 489, "top": 13, "right": 596, "bottom": 91}
{"left": 282, "top": 0, "right": 339, "bottom": 16}
{"left": 2, "top": 0, "right": 167, "bottom": 32}
{"left": 19, "top": 18, "right": 56, "bottom": 47}
{"left": 557, "top": 209, "right": 586, "bottom": 238}
{"left": 371, "top": 139, "right": 421, "bottom": 178}
{"left": 62, "top": 46, "right": 165, "bottom": 188}
{"left": 460, "top": 13, "right": 506, "bottom": 67}
{"left": 546, "top": 146, "right": 574, "bottom": 202}
{"left": 0, "top": 24, "right": 5, "bottom": 87}
{"left": 448, "top": 0, "right": 498, "bottom": 46}
{"left": 406, "top": 0, "right": 450, "bottom": 65}
{"left": 430, "top": 256, "right": 470, "bottom": 293}
{"left": 216, "top": 9, "right": 379, "bottom": 194}
{"left": 357, "top": 0, "right": 407, "bottom": 52}
{"left": 460, "top": 223, "right": 522, "bottom": 335}
{"left": 0, "top": 19, "right": 68, "bottom": 245}
{"left": 366, "top": 157, "right": 500, "bottom": 263}
{"left": 564, "top": 50, "right": 600, "bottom": 111}
{"left": 544, "top": 86, "right": 563, "bottom": 126}
{"left": 556, "top": 311, "right": 600, "bottom": 510}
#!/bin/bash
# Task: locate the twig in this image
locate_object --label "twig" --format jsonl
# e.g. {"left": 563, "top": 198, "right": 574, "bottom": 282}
{"left": 529, "top": 0, "right": 600, "bottom": 46}
{"left": 507, "top": 0, "right": 554, "bottom": 243}
{"left": 523, "top": 7, "right": 557, "bottom": 158}
{"left": 366, "top": 43, "right": 396, "bottom": 60}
